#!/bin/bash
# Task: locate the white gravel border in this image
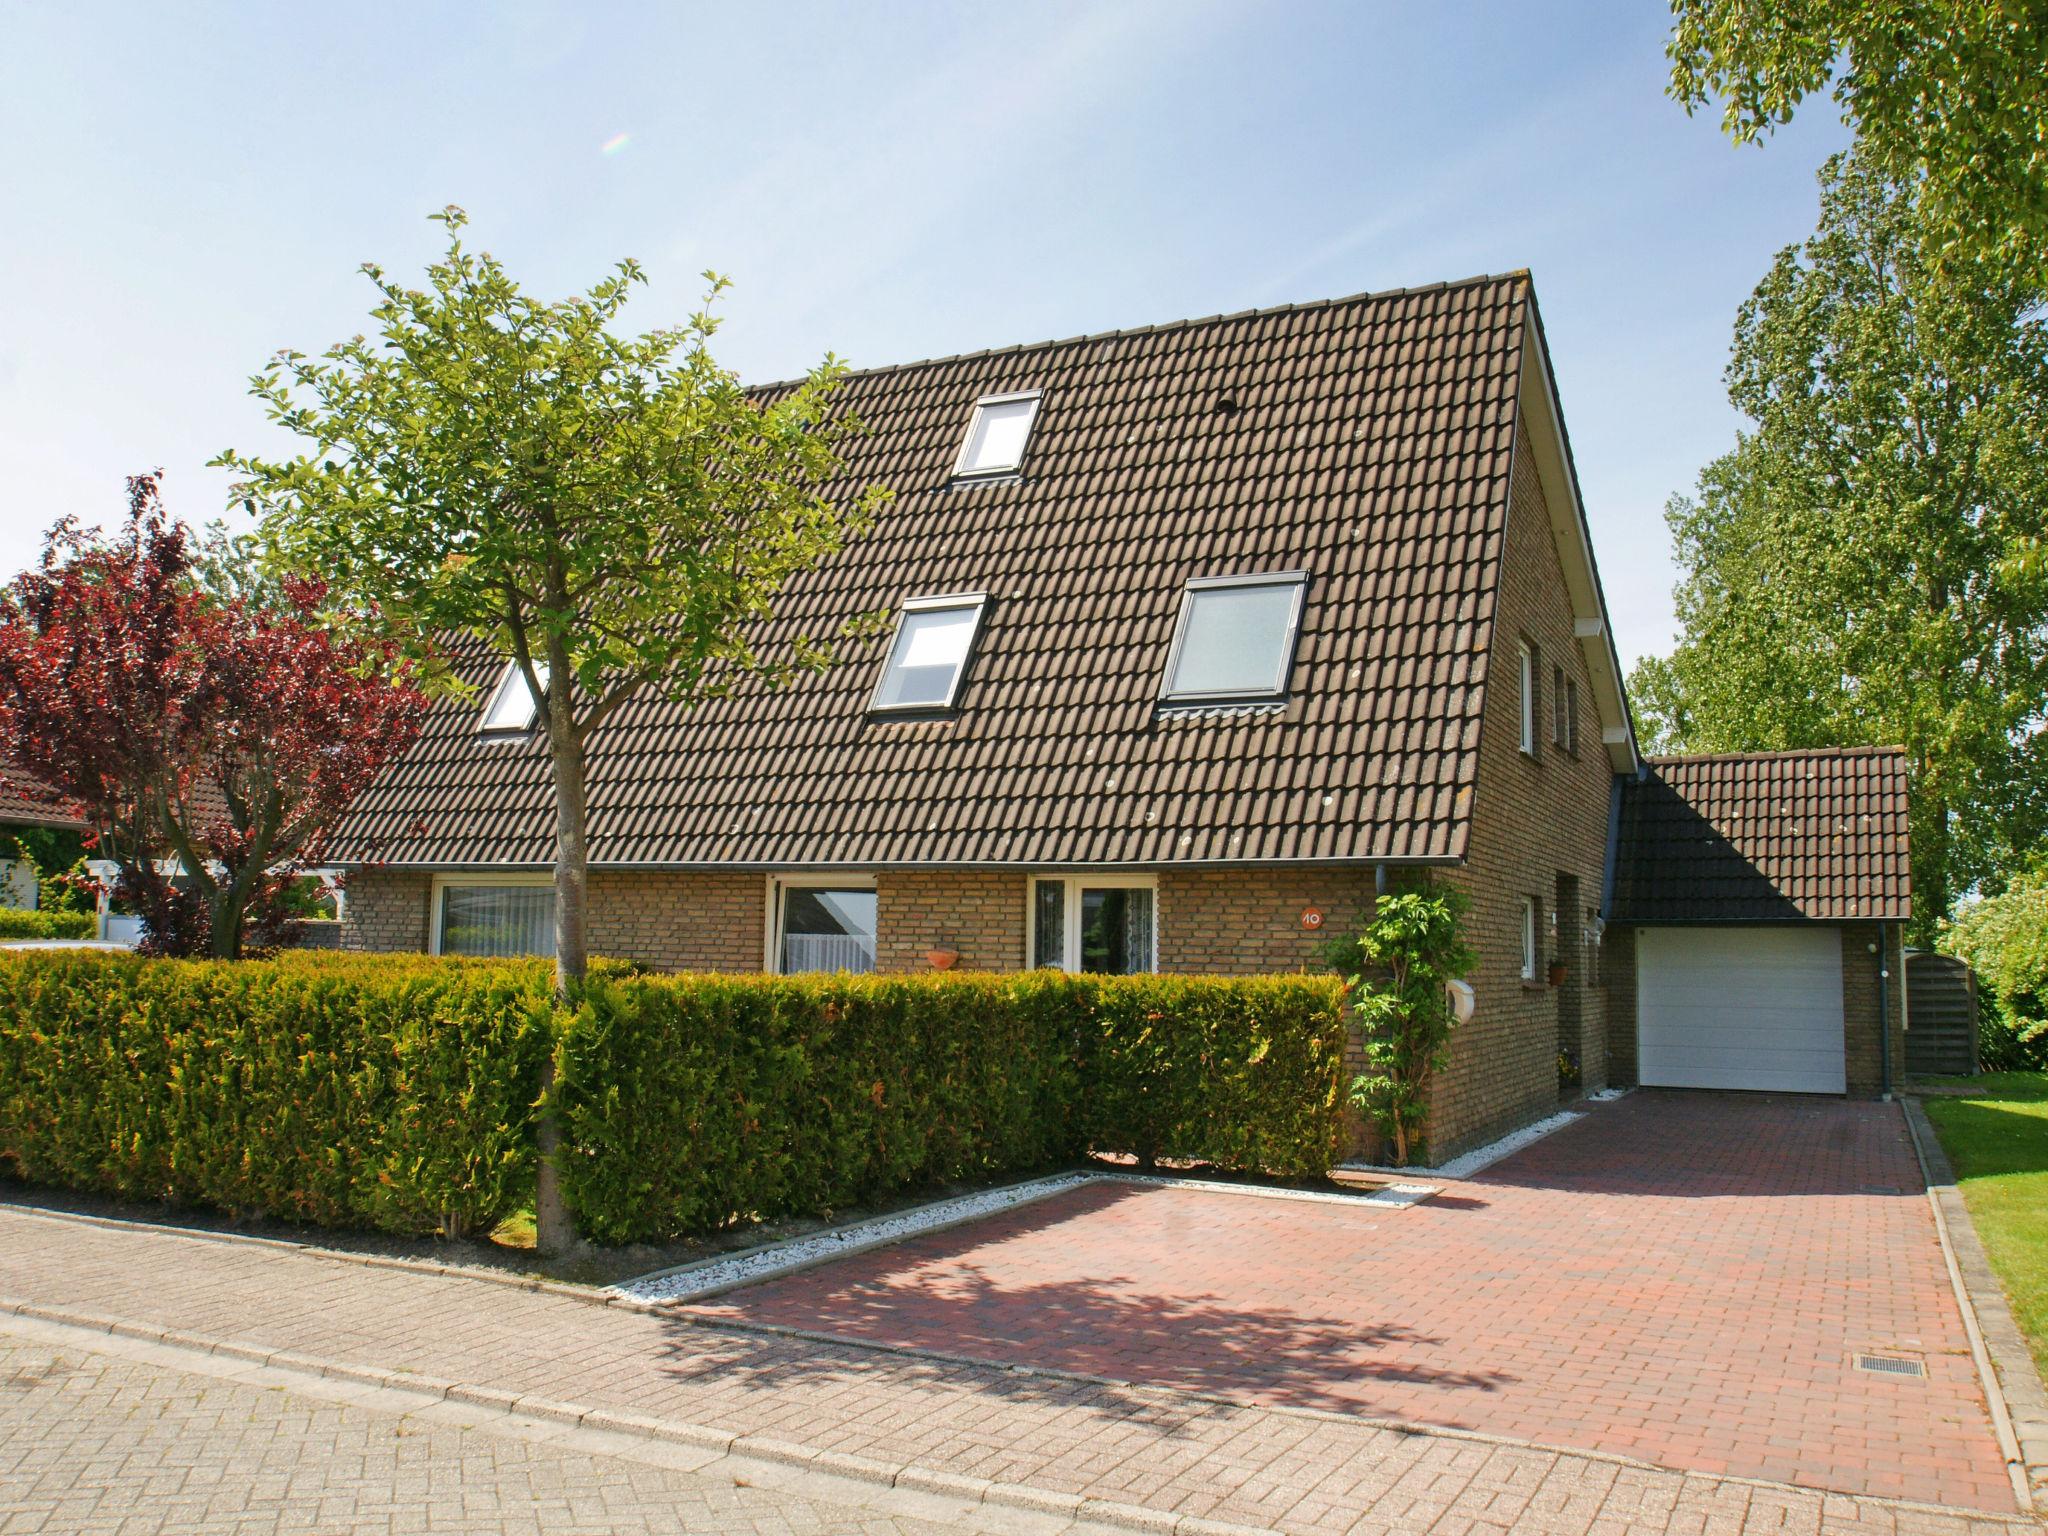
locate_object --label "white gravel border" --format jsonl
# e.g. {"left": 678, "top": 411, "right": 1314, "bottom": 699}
{"left": 1341, "top": 1087, "right": 1632, "bottom": 1182}
{"left": 614, "top": 1168, "right": 1436, "bottom": 1306}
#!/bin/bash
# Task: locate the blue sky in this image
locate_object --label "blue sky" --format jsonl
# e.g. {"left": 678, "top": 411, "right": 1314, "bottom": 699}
{"left": 0, "top": 1, "right": 1848, "bottom": 669}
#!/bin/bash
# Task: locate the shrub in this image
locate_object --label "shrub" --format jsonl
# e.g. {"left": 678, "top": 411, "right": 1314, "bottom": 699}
{"left": 0, "top": 907, "right": 95, "bottom": 941}
{"left": 556, "top": 968, "right": 1347, "bottom": 1244}
{"left": 1948, "top": 870, "right": 2048, "bottom": 1070}
{"left": 0, "top": 950, "right": 554, "bottom": 1236}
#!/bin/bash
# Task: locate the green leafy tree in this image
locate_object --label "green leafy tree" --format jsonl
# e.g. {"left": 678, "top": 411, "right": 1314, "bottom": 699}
{"left": 1946, "top": 864, "right": 2048, "bottom": 1067}
{"left": 1322, "top": 886, "right": 1474, "bottom": 1167}
{"left": 1631, "top": 153, "right": 2048, "bottom": 939}
{"left": 1666, "top": 0, "right": 2048, "bottom": 272}
{"left": 218, "top": 209, "right": 888, "bottom": 1250}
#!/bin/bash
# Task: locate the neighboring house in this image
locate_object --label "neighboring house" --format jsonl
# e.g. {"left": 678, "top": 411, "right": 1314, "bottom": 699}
{"left": 331, "top": 272, "right": 1908, "bottom": 1158}
{"left": 0, "top": 762, "right": 87, "bottom": 911}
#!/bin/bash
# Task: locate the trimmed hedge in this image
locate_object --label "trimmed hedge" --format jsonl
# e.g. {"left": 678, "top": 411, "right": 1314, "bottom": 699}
{"left": 0, "top": 953, "right": 1346, "bottom": 1245}
{"left": 0, "top": 950, "right": 554, "bottom": 1235}
{"left": 556, "top": 969, "right": 1346, "bottom": 1244}
{"left": 0, "top": 907, "right": 95, "bottom": 941}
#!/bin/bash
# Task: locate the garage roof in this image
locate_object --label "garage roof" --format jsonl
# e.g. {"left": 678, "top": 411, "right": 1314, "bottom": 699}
{"left": 1610, "top": 747, "right": 1911, "bottom": 924}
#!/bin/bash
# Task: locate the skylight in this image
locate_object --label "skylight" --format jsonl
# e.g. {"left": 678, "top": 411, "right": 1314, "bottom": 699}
{"left": 871, "top": 594, "right": 987, "bottom": 712}
{"left": 953, "top": 392, "right": 1041, "bottom": 478}
{"left": 1160, "top": 572, "right": 1307, "bottom": 704}
{"left": 479, "top": 660, "right": 548, "bottom": 733}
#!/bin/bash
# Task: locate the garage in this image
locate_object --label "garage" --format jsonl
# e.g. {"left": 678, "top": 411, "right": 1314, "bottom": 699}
{"left": 1636, "top": 926, "right": 1846, "bottom": 1093}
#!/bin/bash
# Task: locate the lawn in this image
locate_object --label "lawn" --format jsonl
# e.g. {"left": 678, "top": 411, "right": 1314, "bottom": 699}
{"left": 1922, "top": 1072, "right": 2048, "bottom": 1374}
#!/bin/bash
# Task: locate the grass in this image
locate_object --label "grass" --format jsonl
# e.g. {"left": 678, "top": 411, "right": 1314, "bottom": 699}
{"left": 1922, "top": 1071, "right": 2048, "bottom": 1374}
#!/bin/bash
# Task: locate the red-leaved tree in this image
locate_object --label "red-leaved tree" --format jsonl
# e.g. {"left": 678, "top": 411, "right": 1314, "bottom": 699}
{"left": 0, "top": 473, "right": 428, "bottom": 957}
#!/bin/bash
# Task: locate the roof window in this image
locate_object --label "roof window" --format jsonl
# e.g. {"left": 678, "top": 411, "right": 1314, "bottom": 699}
{"left": 1160, "top": 572, "right": 1307, "bottom": 705}
{"left": 953, "top": 391, "right": 1041, "bottom": 478}
{"left": 870, "top": 594, "right": 988, "bottom": 712}
{"left": 479, "top": 660, "right": 547, "bottom": 733}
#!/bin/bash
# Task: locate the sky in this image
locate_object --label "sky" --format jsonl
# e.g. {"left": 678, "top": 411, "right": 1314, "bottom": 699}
{"left": 0, "top": 1, "right": 1850, "bottom": 671}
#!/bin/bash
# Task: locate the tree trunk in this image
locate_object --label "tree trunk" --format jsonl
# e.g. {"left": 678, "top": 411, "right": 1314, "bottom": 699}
{"left": 534, "top": 652, "right": 588, "bottom": 1258}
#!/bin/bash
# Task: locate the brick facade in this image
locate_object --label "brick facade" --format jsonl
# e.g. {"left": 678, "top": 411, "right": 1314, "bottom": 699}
{"left": 338, "top": 869, "right": 432, "bottom": 953}
{"left": 1156, "top": 868, "right": 1378, "bottom": 975}
{"left": 1601, "top": 920, "right": 1907, "bottom": 1098}
{"left": 1429, "top": 425, "right": 1614, "bottom": 1157}
{"left": 873, "top": 871, "right": 1026, "bottom": 973}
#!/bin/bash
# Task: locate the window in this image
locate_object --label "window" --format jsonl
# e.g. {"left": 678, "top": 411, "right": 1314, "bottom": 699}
{"left": 1159, "top": 572, "right": 1307, "bottom": 704}
{"left": 1564, "top": 677, "right": 1579, "bottom": 755}
{"left": 1519, "top": 896, "right": 1538, "bottom": 981}
{"left": 434, "top": 878, "right": 554, "bottom": 958}
{"left": 871, "top": 594, "right": 987, "bottom": 712}
{"left": 479, "top": 661, "right": 548, "bottom": 734}
{"left": 1518, "top": 643, "right": 1537, "bottom": 755}
{"left": 1029, "top": 875, "right": 1155, "bottom": 974}
{"left": 1551, "top": 664, "right": 1566, "bottom": 745}
{"left": 953, "top": 391, "right": 1041, "bottom": 478}
{"left": 771, "top": 878, "right": 876, "bottom": 973}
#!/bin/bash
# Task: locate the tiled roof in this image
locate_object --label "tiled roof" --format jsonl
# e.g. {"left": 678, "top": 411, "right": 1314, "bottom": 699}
{"left": 335, "top": 274, "right": 1537, "bottom": 869}
{"left": 1610, "top": 748, "right": 1911, "bottom": 923}
{"left": 0, "top": 763, "right": 86, "bottom": 830}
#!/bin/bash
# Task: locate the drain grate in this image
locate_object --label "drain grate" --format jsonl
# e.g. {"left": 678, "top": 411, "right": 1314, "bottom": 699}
{"left": 1857, "top": 1184, "right": 1905, "bottom": 1195}
{"left": 1853, "top": 1352, "right": 1926, "bottom": 1378}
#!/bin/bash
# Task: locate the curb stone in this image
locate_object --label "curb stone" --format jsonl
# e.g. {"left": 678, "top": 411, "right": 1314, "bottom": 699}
{"left": 0, "top": 1296, "right": 1282, "bottom": 1536}
{"left": 1904, "top": 1094, "right": 2048, "bottom": 1514}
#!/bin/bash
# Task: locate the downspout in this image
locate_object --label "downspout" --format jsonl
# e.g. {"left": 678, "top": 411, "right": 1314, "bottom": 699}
{"left": 1877, "top": 922, "right": 1893, "bottom": 1101}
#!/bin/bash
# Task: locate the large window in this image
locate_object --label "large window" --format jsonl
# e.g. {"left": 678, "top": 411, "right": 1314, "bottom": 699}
{"left": 871, "top": 594, "right": 987, "bottom": 712}
{"left": 435, "top": 879, "right": 554, "bottom": 958}
{"left": 1159, "top": 572, "right": 1307, "bottom": 704}
{"left": 953, "top": 391, "right": 1041, "bottom": 478}
{"left": 479, "top": 661, "right": 549, "bottom": 734}
{"left": 773, "top": 879, "right": 877, "bottom": 973}
{"left": 1029, "top": 875, "right": 1156, "bottom": 974}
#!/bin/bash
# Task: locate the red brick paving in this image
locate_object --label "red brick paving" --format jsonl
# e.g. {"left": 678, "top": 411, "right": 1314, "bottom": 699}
{"left": 688, "top": 1091, "right": 2015, "bottom": 1511}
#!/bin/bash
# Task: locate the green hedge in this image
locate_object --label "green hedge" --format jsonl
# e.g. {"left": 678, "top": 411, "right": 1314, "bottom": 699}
{"left": 0, "top": 953, "right": 1346, "bottom": 1245}
{"left": 0, "top": 907, "right": 95, "bottom": 940}
{"left": 556, "top": 969, "right": 1345, "bottom": 1244}
{"left": 0, "top": 950, "right": 554, "bottom": 1235}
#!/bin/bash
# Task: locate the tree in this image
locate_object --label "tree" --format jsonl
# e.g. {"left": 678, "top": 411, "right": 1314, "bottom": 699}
{"left": 217, "top": 208, "right": 888, "bottom": 1251}
{"left": 0, "top": 473, "right": 427, "bottom": 957}
{"left": 1945, "top": 863, "right": 2048, "bottom": 1067}
{"left": 1631, "top": 153, "right": 2048, "bottom": 938}
{"left": 1666, "top": 0, "right": 2048, "bottom": 273}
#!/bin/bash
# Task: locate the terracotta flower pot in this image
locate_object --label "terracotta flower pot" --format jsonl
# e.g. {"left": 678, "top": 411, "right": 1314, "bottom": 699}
{"left": 925, "top": 948, "right": 959, "bottom": 971}
{"left": 1547, "top": 961, "right": 1568, "bottom": 987}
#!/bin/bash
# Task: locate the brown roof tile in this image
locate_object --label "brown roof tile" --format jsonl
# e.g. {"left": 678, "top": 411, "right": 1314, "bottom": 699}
{"left": 335, "top": 274, "right": 1536, "bottom": 869}
{"left": 1610, "top": 748, "right": 1912, "bottom": 923}
{"left": 0, "top": 762, "right": 86, "bottom": 831}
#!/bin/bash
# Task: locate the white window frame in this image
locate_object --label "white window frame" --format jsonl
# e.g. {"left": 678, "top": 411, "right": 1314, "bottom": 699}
{"left": 1518, "top": 643, "right": 1537, "bottom": 756}
{"left": 1519, "top": 895, "right": 1539, "bottom": 982}
{"left": 868, "top": 592, "right": 989, "bottom": 714}
{"left": 478, "top": 661, "right": 547, "bottom": 735}
{"left": 763, "top": 873, "right": 879, "bottom": 973}
{"left": 1025, "top": 872, "right": 1158, "bottom": 974}
{"left": 429, "top": 873, "right": 554, "bottom": 957}
{"left": 1158, "top": 571, "right": 1309, "bottom": 705}
{"left": 951, "top": 390, "right": 1042, "bottom": 479}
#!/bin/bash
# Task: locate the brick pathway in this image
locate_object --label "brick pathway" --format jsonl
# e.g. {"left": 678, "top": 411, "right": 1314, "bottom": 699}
{"left": 0, "top": 1328, "right": 952, "bottom": 1535}
{"left": 0, "top": 1193, "right": 2031, "bottom": 1531}
{"left": 690, "top": 1092, "right": 2013, "bottom": 1512}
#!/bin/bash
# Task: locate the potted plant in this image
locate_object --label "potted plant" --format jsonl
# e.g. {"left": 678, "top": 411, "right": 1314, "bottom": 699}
{"left": 1546, "top": 957, "right": 1568, "bottom": 987}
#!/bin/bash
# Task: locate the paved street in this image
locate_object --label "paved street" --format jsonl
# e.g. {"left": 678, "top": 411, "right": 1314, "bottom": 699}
{"left": 0, "top": 1193, "right": 2035, "bottom": 1536}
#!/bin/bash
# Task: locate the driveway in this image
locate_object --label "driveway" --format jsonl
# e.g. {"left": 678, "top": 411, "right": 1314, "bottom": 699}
{"left": 687, "top": 1091, "right": 2015, "bottom": 1511}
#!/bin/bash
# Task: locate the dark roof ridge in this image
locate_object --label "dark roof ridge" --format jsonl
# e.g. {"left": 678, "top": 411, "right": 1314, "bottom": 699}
{"left": 747, "top": 269, "right": 1534, "bottom": 392}
{"left": 1648, "top": 745, "right": 1908, "bottom": 767}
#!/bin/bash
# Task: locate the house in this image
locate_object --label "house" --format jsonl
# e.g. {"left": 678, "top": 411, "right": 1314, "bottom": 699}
{"left": 331, "top": 272, "right": 1908, "bottom": 1158}
{"left": 0, "top": 762, "right": 87, "bottom": 912}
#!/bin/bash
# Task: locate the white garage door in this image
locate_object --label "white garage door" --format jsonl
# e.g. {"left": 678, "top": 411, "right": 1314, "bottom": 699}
{"left": 1637, "top": 926, "right": 1846, "bottom": 1093}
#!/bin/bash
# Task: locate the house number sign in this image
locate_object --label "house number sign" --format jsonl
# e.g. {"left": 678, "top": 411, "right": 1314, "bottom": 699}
{"left": 1299, "top": 906, "right": 1324, "bottom": 931}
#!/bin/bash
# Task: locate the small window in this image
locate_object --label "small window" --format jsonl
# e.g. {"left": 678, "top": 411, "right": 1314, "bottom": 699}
{"left": 479, "top": 661, "right": 548, "bottom": 734}
{"left": 1564, "top": 678, "right": 1579, "bottom": 755}
{"left": 1518, "top": 644, "right": 1537, "bottom": 756}
{"left": 1520, "top": 896, "right": 1538, "bottom": 981}
{"left": 871, "top": 594, "right": 987, "bottom": 712}
{"left": 953, "top": 391, "right": 1041, "bottom": 478}
{"left": 1551, "top": 664, "right": 1566, "bottom": 745}
{"left": 436, "top": 881, "right": 554, "bottom": 958}
{"left": 1160, "top": 572, "right": 1307, "bottom": 704}
{"left": 775, "top": 881, "right": 876, "bottom": 973}
{"left": 1029, "top": 875, "right": 1156, "bottom": 974}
